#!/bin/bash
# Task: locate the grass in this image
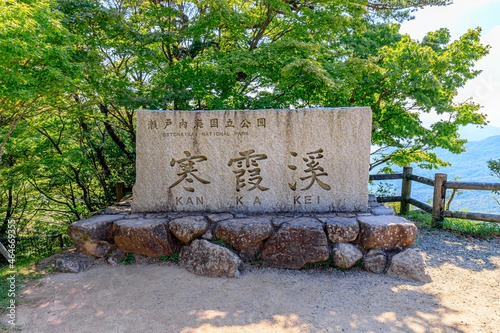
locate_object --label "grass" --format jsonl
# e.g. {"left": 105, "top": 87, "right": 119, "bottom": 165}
{"left": 210, "top": 238, "right": 233, "bottom": 250}
{"left": 405, "top": 209, "right": 500, "bottom": 238}
{"left": 303, "top": 254, "right": 364, "bottom": 271}
{"left": 158, "top": 253, "right": 179, "bottom": 263}
{"left": 119, "top": 253, "right": 135, "bottom": 265}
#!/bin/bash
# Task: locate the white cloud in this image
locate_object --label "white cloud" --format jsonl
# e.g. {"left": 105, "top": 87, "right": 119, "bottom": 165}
{"left": 400, "top": 0, "right": 500, "bottom": 40}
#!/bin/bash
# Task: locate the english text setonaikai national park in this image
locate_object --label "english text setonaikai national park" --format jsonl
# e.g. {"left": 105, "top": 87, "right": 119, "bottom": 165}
{"left": 1, "top": 1, "right": 500, "bottom": 332}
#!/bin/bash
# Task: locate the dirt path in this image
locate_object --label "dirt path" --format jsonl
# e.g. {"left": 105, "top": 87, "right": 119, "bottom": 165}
{"left": 8, "top": 231, "right": 500, "bottom": 333}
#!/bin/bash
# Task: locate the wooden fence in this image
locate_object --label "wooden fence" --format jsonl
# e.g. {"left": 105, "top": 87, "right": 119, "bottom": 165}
{"left": 0, "top": 233, "right": 64, "bottom": 262}
{"left": 116, "top": 170, "right": 500, "bottom": 228}
{"left": 370, "top": 167, "right": 500, "bottom": 227}
{"left": 116, "top": 181, "right": 133, "bottom": 202}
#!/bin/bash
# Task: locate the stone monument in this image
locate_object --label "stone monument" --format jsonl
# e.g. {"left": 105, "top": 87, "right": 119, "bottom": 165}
{"left": 65, "top": 106, "right": 429, "bottom": 281}
{"left": 132, "top": 107, "right": 372, "bottom": 213}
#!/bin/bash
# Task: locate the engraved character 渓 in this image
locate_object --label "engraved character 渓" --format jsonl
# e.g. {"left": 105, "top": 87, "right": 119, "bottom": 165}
{"left": 288, "top": 149, "right": 331, "bottom": 191}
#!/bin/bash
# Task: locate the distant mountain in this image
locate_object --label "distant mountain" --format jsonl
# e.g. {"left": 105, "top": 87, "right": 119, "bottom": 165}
{"left": 458, "top": 124, "right": 500, "bottom": 142}
{"left": 371, "top": 135, "right": 500, "bottom": 214}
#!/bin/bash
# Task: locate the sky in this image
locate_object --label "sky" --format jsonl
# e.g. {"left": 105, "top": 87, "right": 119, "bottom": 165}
{"left": 399, "top": 0, "right": 500, "bottom": 130}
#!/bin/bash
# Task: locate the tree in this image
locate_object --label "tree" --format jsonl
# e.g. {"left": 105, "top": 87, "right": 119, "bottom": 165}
{"left": 56, "top": 0, "right": 487, "bottom": 171}
{"left": 0, "top": 1, "right": 138, "bottom": 234}
{"left": 488, "top": 159, "right": 500, "bottom": 206}
{"left": 0, "top": 0, "right": 490, "bottom": 233}
{"left": 0, "top": 0, "right": 82, "bottom": 164}
{"left": 334, "top": 24, "right": 489, "bottom": 170}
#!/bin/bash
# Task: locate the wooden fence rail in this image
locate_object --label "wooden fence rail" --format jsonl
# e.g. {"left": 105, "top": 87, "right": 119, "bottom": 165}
{"left": 369, "top": 167, "right": 500, "bottom": 227}
{"left": 0, "top": 233, "right": 64, "bottom": 261}
{"left": 115, "top": 171, "right": 500, "bottom": 227}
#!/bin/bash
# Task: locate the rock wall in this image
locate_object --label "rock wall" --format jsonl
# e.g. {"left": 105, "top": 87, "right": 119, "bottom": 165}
{"left": 65, "top": 195, "right": 431, "bottom": 282}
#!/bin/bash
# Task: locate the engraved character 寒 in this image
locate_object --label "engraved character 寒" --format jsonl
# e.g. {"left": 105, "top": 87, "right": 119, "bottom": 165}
{"left": 169, "top": 151, "right": 211, "bottom": 192}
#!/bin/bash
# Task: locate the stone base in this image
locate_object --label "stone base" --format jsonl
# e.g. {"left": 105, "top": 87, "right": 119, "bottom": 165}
{"left": 65, "top": 195, "right": 430, "bottom": 281}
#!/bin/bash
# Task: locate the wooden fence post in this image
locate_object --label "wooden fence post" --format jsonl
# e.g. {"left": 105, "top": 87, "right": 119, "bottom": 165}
{"left": 400, "top": 167, "right": 413, "bottom": 215}
{"left": 58, "top": 233, "right": 64, "bottom": 249}
{"left": 116, "top": 181, "right": 125, "bottom": 202}
{"left": 432, "top": 173, "right": 447, "bottom": 228}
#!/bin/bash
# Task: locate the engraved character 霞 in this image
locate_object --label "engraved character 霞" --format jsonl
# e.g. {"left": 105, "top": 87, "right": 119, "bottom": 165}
{"left": 228, "top": 149, "right": 269, "bottom": 192}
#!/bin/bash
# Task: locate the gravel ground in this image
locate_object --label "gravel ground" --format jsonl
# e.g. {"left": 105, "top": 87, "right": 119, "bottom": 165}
{"left": 6, "top": 230, "right": 500, "bottom": 333}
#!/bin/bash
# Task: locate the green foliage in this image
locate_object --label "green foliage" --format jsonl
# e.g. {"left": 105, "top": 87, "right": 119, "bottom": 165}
{"left": 0, "top": 247, "right": 60, "bottom": 321}
{"left": 303, "top": 254, "right": 364, "bottom": 271}
{"left": 369, "top": 181, "right": 399, "bottom": 197}
{"left": 488, "top": 159, "right": 500, "bottom": 179}
{"left": 250, "top": 255, "right": 262, "bottom": 266}
{"left": 120, "top": 253, "right": 135, "bottom": 265}
{"left": 406, "top": 210, "right": 500, "bottom": 238}
{"left": 0, "top": 322, "right": 22, "bottom": 332}
{"left": 52, "top": 0, "right": 486, "bottom": 172}
{"left": 406, "top": 210, "right": 433, "bottom": 229}
{"left": 0, "top": 0, "right": 81, "bottom": 100}
{"left": 0, "top": 0, "right": 490, "bottom": 243}
{"left": 443, "top": 217, "right": 500, "bottom": 238}
{"left": 304, "top": 254, "right": 336, "bottom": 270}
{"left": 488, "top": 159, "right": 500, "bottom": 206}
{"left": 211, "top": 238, "right": 233, "bottom": 250}
{"left": 159, "top": 253, "right": 179, "bottom": 263}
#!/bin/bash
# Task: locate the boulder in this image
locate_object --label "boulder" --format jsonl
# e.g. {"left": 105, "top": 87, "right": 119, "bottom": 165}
{"left": 261, "top": 217, "right": 329, "bottom": 269}
{"left": 113, "top": 218, "right": 172, "bottom": 257}
{"left": 55, "top": 253, "right": 94, "bottom": 273}
{"left": 169, "top": 216, "right": 208, "bottom": 244}
{"left": 332, "top": 243, "right": 363, "bottom": 269}
{"left": 144, "top": 213, "right": 169, "bottom": 219}
{"left": 215, "top": 217, "right": 273, "bottom": 250}
{"left": 271, "top": 217, "right": 293, "bottom": 228}
{"left": 107, "top": 248, "right": 126, "bottom": 266}
{"left": 207, "top": 213, "right": 234, "bottom": 223}
{"left": 337, "top": 213, "right": 356, "bottom": 218}
{"left": 180, "top": 240, "right": 243, "bottom": 278}
{"left": 364, "top": 249, "right": 387, "bottom": 274}
{"left": 371, "top": 205, "right": 396, "bottom": 216}
{"left": 201, "top": 229, "right": 214, "bottom": 240}
{"left": 78, "top": 240, "right": 113, "bottom": 258}
{"left": 239, "top": 243, "right": 265, "bottom": 263}
{"left": 98, "top": 205, "right": 132, "bottom": 215}
{"left": 67, "top": 215, "right": 123, "bottom": 257}
{"left": 357, "top": 215, "right": 417, "bottom": 251}
{"left": 321, "top": 217, "right": 359, "bottom": 243}
{"left": 387, "top": 249, "right": 432, "bottom": 282}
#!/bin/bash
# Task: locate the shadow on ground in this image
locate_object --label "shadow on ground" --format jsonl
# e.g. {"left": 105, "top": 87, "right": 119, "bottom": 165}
{"left": 414, "top": 230, "right": 500, "bottom": 272}
{"left": 14, "top": 263, "right": 464, "bottom": 333}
